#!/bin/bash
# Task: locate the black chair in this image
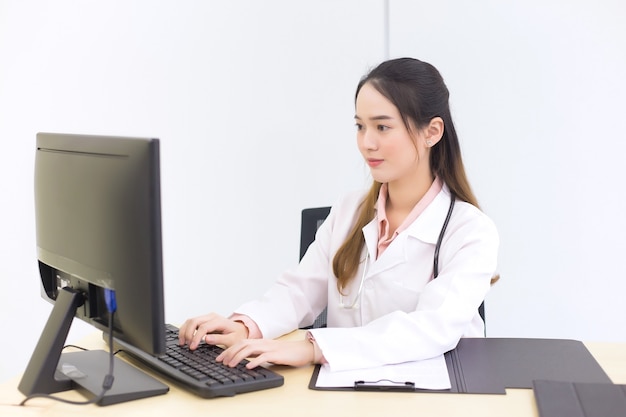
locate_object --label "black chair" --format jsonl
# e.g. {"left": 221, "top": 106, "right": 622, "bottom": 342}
{"left": 299, "top": 206, "right": 486, "bottom": 329}
{"left": 479, "top": 303, "right": 486, "bottom": 324}
{"left": 300, "top": 207, "right": 331, "bottom": 329}
{"left": 300, "top": 207, "right": 332, "bottom": 261}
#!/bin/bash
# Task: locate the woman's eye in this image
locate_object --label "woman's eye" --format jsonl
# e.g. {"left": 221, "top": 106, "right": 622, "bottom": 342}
{"left": 377, "top": 125, "right": 389, "bottom": 132}
{"left": 355, "top": 123, "right": 363, "bottom": 131}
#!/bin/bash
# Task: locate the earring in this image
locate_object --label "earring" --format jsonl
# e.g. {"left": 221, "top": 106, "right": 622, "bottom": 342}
{"left": 426, "top": 140, "right": 433, "bottom": 147}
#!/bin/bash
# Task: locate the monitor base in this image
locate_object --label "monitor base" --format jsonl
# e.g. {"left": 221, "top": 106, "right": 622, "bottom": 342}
{"left": 59, "top": 350, "right": 168, "bottom": 406}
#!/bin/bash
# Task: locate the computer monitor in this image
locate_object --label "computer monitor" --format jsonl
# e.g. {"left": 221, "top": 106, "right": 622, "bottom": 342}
{"left": 18, "top": 132, "right": 169, "bottom": 405}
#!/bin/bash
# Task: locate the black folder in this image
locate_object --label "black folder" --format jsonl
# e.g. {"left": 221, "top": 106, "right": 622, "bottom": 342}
{"left": 533, "top": 380, "right": 626, "bottom": 417}
{"left": 309, "top": 338, "right": 612, "bottom": 394}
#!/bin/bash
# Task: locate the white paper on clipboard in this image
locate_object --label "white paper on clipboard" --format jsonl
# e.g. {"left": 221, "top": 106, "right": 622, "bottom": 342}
{"left": 314, "top": 354, "right": 451, "bottom": 390}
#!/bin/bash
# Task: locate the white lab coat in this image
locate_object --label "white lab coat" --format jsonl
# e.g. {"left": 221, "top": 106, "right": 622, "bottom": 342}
{"left": 235, "top": 185, "right": 499, "bottom": 371}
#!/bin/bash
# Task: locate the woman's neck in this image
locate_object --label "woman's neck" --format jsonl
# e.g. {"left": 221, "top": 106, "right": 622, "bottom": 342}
{"left": 386, "top": 173, "right": 435, "bottom": 213}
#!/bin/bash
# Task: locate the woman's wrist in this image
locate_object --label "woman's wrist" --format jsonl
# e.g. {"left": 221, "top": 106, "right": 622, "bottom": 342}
{"left": 306, "top": 332, "right": 323, "bottom": 364}
{"left": 229, "top": 313, "right": 262, "bottom": 338}
{"left": 233, "top": 320, "right": 250, "bottom": 339}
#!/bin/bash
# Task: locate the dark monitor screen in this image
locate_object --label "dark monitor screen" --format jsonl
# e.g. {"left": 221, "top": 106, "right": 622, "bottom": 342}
{"left": 34, "top": 132, "right": 165, "bottom": 354}
{"left": 19, "top": 132, "right": 168, "bottom": 404}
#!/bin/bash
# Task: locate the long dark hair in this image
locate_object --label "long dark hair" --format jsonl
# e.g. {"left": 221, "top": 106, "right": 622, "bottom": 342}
{"left": 332, "top": 57, "right": 481, "bottom": 292}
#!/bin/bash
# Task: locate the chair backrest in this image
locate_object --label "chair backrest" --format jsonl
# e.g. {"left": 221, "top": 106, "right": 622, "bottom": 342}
{"left": 479, "top": 303, "right": 486, "bottom": 324}
{"left": 300, "top": 207, "right": 331, "bottom": 329}
{"left": 300, "top": 206, "right": 331, "bottom": 261}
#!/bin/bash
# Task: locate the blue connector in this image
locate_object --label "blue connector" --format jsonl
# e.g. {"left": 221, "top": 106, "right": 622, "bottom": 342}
{"left": 104, "top": 288, "right": 117, "bottom": 313}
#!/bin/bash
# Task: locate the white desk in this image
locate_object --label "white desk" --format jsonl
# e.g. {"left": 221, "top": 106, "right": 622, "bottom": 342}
{"left": 1, "top": 332, "right": 625, "bottom": 417}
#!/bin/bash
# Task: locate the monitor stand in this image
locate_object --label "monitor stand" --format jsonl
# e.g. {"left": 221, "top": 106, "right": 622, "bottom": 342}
{"left": 18, "top": 287, "right": 168, "bottom": 406}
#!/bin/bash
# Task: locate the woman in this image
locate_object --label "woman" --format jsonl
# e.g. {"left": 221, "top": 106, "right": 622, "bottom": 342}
{"left": 179, "top": 57, "right": 499, "bottom": 372}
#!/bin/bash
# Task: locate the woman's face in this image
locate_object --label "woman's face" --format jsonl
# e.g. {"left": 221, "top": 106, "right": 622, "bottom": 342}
{"left": 355, "top": 83, "right": 428, "bottom": 186}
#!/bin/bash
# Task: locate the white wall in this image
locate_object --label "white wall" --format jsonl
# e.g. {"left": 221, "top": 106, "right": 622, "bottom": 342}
{"left": 390, "top": 0, "right": 626, "bottom": 340}
{"left": 1, "top": 0, "right": 625, "bottom": 384}
{"left": 0, "top": 0, "right": 384, "bottom": 382}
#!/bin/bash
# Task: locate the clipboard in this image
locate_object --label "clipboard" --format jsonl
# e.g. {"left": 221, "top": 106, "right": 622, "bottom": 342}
{"left": 309, "top": 365, "right": 451, "bottom": 393}
{"left": 308, "top": 337, "right": 613, "bottom": 394}
{"left": 310, "top": 355, "right": 452, "bottom": 392}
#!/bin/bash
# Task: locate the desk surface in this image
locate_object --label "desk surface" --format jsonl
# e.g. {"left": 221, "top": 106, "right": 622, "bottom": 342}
{"left": 2, "top": 332, "right": 625, "bottom": 417}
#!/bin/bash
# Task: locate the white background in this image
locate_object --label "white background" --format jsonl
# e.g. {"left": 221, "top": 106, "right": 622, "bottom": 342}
{"left": 1, "top": 0, "right": 625, "bottom": 383}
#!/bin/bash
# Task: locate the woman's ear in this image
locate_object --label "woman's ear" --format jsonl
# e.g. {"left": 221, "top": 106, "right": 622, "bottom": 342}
{"left": 424, "top": 117, "right": 444, "bottom": 147}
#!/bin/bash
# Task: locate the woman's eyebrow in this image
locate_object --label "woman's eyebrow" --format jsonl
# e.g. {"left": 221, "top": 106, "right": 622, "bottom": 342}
{"left": 354, "top": 114, "right": 394, "bottom": 121}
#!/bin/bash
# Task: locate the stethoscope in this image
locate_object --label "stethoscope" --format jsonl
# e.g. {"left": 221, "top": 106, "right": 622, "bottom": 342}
{"left": 339, "top": 195, "right": 456, "bottom": 309}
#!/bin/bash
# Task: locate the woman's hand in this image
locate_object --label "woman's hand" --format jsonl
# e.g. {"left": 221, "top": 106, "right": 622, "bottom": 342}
{"left": 216, "top": 339, "right": 314, "bottom": 369}
{"left": 178, "top": 312, "right": 249, "bottom": 350}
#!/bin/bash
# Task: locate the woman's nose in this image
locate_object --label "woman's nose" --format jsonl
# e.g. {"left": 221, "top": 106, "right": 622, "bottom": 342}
{"left": 360, "top": 130, "right": 378, "bottom": 150}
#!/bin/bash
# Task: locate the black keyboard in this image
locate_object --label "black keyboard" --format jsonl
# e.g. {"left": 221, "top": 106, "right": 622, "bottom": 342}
{"left": 110, "top": 324, "right": 284, "bottom": 398}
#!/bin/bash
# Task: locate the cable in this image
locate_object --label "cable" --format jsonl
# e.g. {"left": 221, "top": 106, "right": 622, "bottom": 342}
{"left": 19, "top": 289, "right": 118, "bottom": 407}
{"left": 62, "top": 344, "right": 89, "bottom": 351}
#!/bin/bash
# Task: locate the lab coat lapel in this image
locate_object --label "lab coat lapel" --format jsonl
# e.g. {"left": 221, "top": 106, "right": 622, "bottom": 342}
{"left": 362, "top": 219, "right": 379, "bottom": 262}
{"left": 362, "top": 219, "right": 409, "bottom": 277}
{"left": 404, "top": 191, "right": 452, "bottom": 244}
{"left": 360, "top": 187, "right": 453, "bottom": 277}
